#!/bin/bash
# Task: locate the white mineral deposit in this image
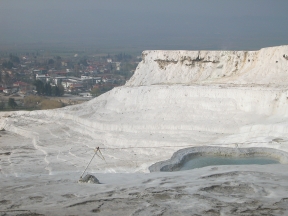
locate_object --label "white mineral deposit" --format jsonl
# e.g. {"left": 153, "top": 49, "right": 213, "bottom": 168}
{"left": 1, "top": 45, "right": 288, "bottom": 215}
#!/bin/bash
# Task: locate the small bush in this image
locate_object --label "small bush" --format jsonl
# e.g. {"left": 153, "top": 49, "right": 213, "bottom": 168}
{"left": 0, "top": 100, "right": 5, "bottom": 110}
{"left": 23, "top": 95, "right": 43, "bottom": 108}
{"left": 40, "top": 99, "right": 64, "bottom": 110}
{"left": 8, "top": 98, "right": 17, "bottom": 108}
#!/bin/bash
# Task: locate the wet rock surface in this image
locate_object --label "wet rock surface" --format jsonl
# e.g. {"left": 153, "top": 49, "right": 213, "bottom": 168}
{"left": 78, "top": 174, "right": 100, "bottom": 184}
{"left": 1, "top": 165, "right": 288, "bottom": 215}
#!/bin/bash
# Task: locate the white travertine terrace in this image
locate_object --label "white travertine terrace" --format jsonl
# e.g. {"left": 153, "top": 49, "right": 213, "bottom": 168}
{"left": 1, "top": 45, "right": 288, "bottom": 215}
{"left": 127, "top": 46, "right": 288, "bottom": 86}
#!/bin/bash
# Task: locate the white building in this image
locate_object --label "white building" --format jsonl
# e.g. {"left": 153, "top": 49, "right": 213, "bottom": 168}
{"left": 81, "top": 76, "right": 102, "bottom": 84}
{"left": 36, "top": 74, "right": 50, "bottom": 83}
{"left": 79, "top": 92, "right": 92, "bottom": 98}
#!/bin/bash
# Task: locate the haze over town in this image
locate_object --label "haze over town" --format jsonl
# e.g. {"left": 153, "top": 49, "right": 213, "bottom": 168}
{"left": 1, "top": 0, "right": 288, "bottom": 51}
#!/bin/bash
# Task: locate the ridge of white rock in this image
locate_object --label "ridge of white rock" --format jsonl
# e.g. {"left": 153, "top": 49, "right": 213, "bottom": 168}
{"left": 127, "top": 45, "right": 288, "bottom": 86}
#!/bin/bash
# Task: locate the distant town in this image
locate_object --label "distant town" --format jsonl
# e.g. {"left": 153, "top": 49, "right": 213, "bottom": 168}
{"left": 0, "top": 51, "right": 141, "bottom": 110}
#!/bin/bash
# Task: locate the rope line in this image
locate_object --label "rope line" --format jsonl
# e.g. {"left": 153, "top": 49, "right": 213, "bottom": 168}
{"left": 80, "top": 147, "right": 106, "bottom": 179}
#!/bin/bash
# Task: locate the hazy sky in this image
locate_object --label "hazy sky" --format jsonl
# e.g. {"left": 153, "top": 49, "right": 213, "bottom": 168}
{"left": 1, "top": 0, "right": 288, "bottom": 51}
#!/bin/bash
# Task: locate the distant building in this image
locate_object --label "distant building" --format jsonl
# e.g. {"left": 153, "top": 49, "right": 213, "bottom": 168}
{"left": 81, "top": 75, "right": 90, "bottom": 80}
{"left": 3, "top": 88, "right": 12, "bottom": 94}
{"left": 3, "top": 86, "right": 18, "bottom": 95}
{"left": 68, "top": 83, "right": 84, "bottom": 92}
{"left": 36, "top": 74, "right": 50, "bottom": 83}
{"left": 13, "top": 81, "right": 35, "bottom": 94}
{"left": 102, "top": 77, "right": 113, "bottom": 83}
{"left": 79, "top": 92, "right": 92, "bottom": 98}
{"left": 52, "top": 76, "right": 66, "bottom": 86}
{"left": 80, "top": 75, "right": 102, "bottom": 84}
{"left": 33, "top": 68, "right": 47, "bottom": 75}
{"left": 114, "top": 62, "right": 121, "bottom": 71}
{"left": 13, "top": 81, "right": 28, "bottom": 88}
{"left": 61, "top": 77, "right": 83, "bottom": 91}
{"left": 61, "top": 61, "right": 68, "bottom": 67}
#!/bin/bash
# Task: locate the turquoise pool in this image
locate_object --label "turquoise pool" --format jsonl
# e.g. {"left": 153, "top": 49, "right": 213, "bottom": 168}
{"left": 180, "top": 156, "right": 279, "bottom": 171}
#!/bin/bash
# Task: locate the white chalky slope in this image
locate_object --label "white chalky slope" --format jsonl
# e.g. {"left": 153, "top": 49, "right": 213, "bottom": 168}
{"left": 1, "top": 45, "right": 288, "bottom": 215}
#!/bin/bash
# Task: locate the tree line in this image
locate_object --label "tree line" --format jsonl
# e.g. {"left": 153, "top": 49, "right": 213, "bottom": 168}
{"left": 1, "top": 54, "right": 21, "bottom": 69}
{"left": 0, "top": 98, "right": 17, "bottom": 110}
{"left": 33, "top": 80, "right": 64, "bottom": 96}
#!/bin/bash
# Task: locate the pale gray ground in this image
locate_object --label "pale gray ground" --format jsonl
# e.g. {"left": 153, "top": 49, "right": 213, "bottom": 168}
{"left": 1, "top": 165, "right": 288, "bottom": 216}
{"left": 1, "top": 128, "right": 288, "bottom": 215}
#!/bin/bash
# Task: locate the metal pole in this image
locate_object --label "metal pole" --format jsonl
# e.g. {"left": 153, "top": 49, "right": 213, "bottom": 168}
{"left": 80, "top": 147, "right": 99, "bottom": 179}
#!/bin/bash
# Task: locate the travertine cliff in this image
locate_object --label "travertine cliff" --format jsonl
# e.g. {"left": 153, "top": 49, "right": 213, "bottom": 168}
{"left": 127, "top": 46, "right": 288, "bottom": 86}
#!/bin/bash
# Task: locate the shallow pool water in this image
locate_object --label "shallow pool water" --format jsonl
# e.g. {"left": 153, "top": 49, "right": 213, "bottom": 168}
{"left": 180, "top": 156, "right": 279, "bottom": 171}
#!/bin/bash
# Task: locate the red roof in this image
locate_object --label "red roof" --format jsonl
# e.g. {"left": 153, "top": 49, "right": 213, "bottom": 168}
{"left": 56, "top": 71, "right": 68, "bottom": 75}
{"left": 70, "top": 83, "right": 83, "bottom": 88}
{"left": 13, "top": 81, "right": 29, "bottom": 86}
